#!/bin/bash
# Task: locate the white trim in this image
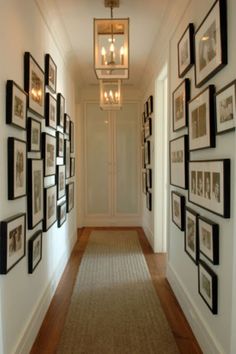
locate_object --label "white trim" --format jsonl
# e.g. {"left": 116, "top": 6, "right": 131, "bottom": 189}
{"left": 143, "top": 223, "right": 154, "bottom": 251}
{"left": 83, "top": 216, "right": 141, "bottom": 227}
{"left": 167, "top": 263, "right": 225, "bottom": 354}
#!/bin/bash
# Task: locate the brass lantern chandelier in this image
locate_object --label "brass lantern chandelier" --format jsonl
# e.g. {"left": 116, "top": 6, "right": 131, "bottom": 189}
{"left": 100, "top": 79, "right": 122, "bottom": 110}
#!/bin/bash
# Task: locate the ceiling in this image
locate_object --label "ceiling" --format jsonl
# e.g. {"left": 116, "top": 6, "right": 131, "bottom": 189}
{"left": 52, "top": 0, "right": 170, "bottom": 89}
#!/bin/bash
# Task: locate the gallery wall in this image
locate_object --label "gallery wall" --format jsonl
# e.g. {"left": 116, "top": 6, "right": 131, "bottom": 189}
{"left": 0, "top": 1, "right": 77, "bottom": 353}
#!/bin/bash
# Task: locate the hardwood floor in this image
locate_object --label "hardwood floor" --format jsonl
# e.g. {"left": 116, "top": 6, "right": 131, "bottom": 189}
{"left": 30, "top": 227, "right": 202, "bottom": 354}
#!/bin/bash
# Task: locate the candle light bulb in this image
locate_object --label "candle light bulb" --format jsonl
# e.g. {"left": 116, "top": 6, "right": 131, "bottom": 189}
{"left": 101, "top": 47, "right": 106, "bottom": 55}
{"left": 101, "top": 46, "right": 106, "bottom": 65}
{"left": 110, "top": 42, "right": 115, "bottom": 53}
{"left": 120, "top": 46, "right": 124, "bottom": 65}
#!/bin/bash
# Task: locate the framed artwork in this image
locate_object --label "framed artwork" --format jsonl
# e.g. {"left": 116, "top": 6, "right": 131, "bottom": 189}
{"left": 70, "top": 157, "right": 75, "bottom": 177}
{"left": 146, "top": 168, "right": 152, "bottom": 189}
{"left": 43, "top": 184, "right": 57, "bottom": 231}
{"left": 66, "top": 182, "right": 74, "bottom": 212}
{"left": 185, "top": 207, "right": 198, "bottom": 264}
{"left": 65, "top": 140, "right": 71, "bottom": 179}
{"left": 144, "top": 101, "right": 148, "bottom": 118}
{"left": 142, "top": 112, "right": 146, "bottom": 125}
{"left": 58, "top": 201, "right": 67, "bottom": 228}
{"left": 24, "top": 52, "right": 45, "bottom": 118}
{"left": 215, "top": 80, "right": 236, "bottom": 134}
{"left": 57, "top": 93, "right": 65, "bottom": 129}
{"left": 57, "top": 165, "right": 66, "bottom": 200}
{"left": 198, "top": 260, "right": 218, "bottom": 314}
{"left": 27, "top": 118, "right": 41, "bottom": 153}
{"left": 28, "top": 159, "right": 44, "bottom": 229}
{"left": 144, "top": 140, "right": 150, "bottom": 165}
{"left": 194, "top": 0, "right": 227, "bottom": 88}
{"left": 28, "top": 230, "right": 42, "bottom": 273}
{"left": 56, "top": 131, "right": 64, "bottom": 158}
{"left": 42, "top": 133, "right": 56, "bottom": 176}
{"left": 141, "top": 147, "right": 145, "bottom": 169}
{"left": 142, "top": 172, "right": 147, "bottom": 195}
{"left": 148, "top": 95, "right": 153, "bottom": 114}
{"left": 178, "top": 23, "right": 194, "bottom": 78}
{"left": 70, "top": 120, "right": 75, "bottom": 153}
{"left": 189, "top": 159, "right": 230, "bottom": 218}
{"left": 169, "top": 135, "right": 188, "bottom": 189}
{"left": 45, "top": 54, "right": 57, "bottom": 93}
{"left": 64, "top": 114, "right": 70, "bottom": 136}
{"left": 188, "top": 85, "right": 215, "bottom": 151}
{"left": 171, "top": 191, "right": 185, "bottom": 231}
{"left": 146, "top": 191, "right": 152, "bottom": 211}
{"left": 172, "top": 79, "right": 190, "bottom": 131}
{"left": 8, "top": 137, "right": 27, "bottom": 200}
{"left": 45, "top": 93, "right": 57, "bottom": 130}
{"left": 0, "top": 213, "right": 26, "bottom": 274}
{"left": 6, "top": 80, "right": 27, "bottom": 130}
{"left": 198, "top": 216, "right": 219, "bottom": 265}
{"left": 141, "top": 128, "right": 145, "bottom": 146}
{"left": 144, "top": 118, "right": 152, "bottom": 139}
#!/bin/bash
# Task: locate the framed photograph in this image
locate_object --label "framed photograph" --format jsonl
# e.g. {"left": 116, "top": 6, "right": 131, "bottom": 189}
{"left": 189, "top": 159, "right": 230, "bottom": 218}
{"left": 57, "top": 165, "right": 66, "bottom": 200}
{"left": 141, "top": 147, "right": 145, "bottom": 169}
{"left": 185, "top": 207, "right": 198, "bottom": 264}
{"left": 144, "top": 140, "right": 150, "bottom": 165}
{"left": 198, "top": 260, "right": 218, "bottom": 314}
{"left": 58, "top": 201, "right": 67, "bottom": 228}
{"left": 24, "top": 52, "right": 45, "bottom": 118}
{"left": 65, "top": 140, "right": 71, "bottom": 179}
{"left": 43, "top": 184, "right": 57, "bottom": 231}
{"left": 178, "top": 23, "right": 194, "bottom": 78}
{"left": 141, "top": 128, "right": 145, "bottom": 146}
{"left": 27, "top": 118, "right": 41, "bottom": 152}
{"left": 45, "top": 54, "right": 57, "bottom": 93}
{"left": 142, "top": 172, "right": 147, "bottom": 195}
{"left": 66, "top": 182, "right": 74, "bottom": 212}
{"left": 57, "top": 93, "right": 65, "bottom": 128}
{"left": 70, "top": 120, "right": 75, "bottom": 153}
{"left": 6, "top": 80, "right": 27, "bottom": 130}
{"left": 144, "top": 118, "right": 152, "bottom": 139}
{"left": 28, "top": 230, "right": 42, "bottom": 273}
{"left": 144, "top": 101, "right": 148, "bottom": 118}
{"left": 146, "top": 168, "right": 152, "bottom": 189}
{"left": 198, "top": 216, "right": 219, "bottom": 264}
{"left": 148, "top": 95, "right": 153, "bottom": 114}
{"left": 146, "top": 191, "right": 152, "bottom": 211}
{"left": 45, "top": 93, "right": 57, "bottom": 130}
{"left": 64, "top": 114, "right": 70, "bottom": 136}
{"left": 188, "top": 85, "right": 215, "bottom": 151}
{"left": 28, "top": 159, "right": 44, "bottom": 229}
{"left": 56, "top": 131, "right": 64, "bottom": 158}
{"left": 70, "top": 157, "right": 75, "bottom": 177}
{"left": 169, "top": 135, "right": 188, "bottom": 189}
{"left": 42, "top": 133, "right": 56, "bottom": 176}
{"left": 8, "top": 137, "right": 27, "bottom": 200}
{"left": 172, "top": 79, "right": 190, "bottom": 131}
{"left": 142, "top": 112, "right": 146, "bottom": 125}
{"left": 171, "top": 191, "right": 185, "bottom": 231}
{"left": 0, "top": 213, "right": 26, "bottom": 274}
{"left": 194, "top": 0, "right": 227, "bottom": 88}
{"left": 216, "top": 80, "right": 236, "bottom": 134}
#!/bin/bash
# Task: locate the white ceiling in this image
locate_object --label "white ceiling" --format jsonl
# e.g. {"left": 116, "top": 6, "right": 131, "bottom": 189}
{"left": 53, "top": 0, "right": 170, "bottom": 89}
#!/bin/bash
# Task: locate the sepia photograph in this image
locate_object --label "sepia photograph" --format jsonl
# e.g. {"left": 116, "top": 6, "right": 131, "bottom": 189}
{"left": 57, "top": 131, "right": 64, "bottom": 158}
{"left": 28, "top": 230, "right": 42, "bottom": 273}
{"left": 44, "top": 185, "right": 57, "bottom": 231}
{"left": 198, "top": 260, "right": 218, "bottom": 314}
{"left": 57, "top": 165, "right": 66, "bottom": 200}
{"left": 28, "top": 159, "right": 44, "bottom": 229}
{"left": 169, "top": 135, "right": 188, "bottom": 189}
{"left": 198, "top": 216, "right": 219, "bottom": 264}
{"left": 6, "top": 80, "right": 27, "bottom": 130}
{"left": 216, "top": 80, "right": 236, "bottom": 134}
{"left": 144, "top": 140, "right": 151, "bottom": 166}
{"left": 45, "top": 93, "right": 57, "bottom": 130}
{"left": 45, "top": 54, "right": 57, "bottom": 93}
{"left": 42, "top": 133, "right": 56, "bottom": 176}
{"left": 171, "top": 191, "right": 185, "bottom": 231}
{"left": 178, "top": 23, "right": 194, "bottom": 77}
{"left": 65, "top": 140, "right": 71, "bottom": 179}
{"left": 58, "top": 202, "right": 67, "bottom": 228}
{"left": 172, "top": 79, "right": 190, "bottom": 131}
{"left": 57, "top": 93, "right": 65, "bottom": 128}
{"left": 66, "top": 182, "right": 74, "bottom": 212}
{"left": 70, "top": 157, "right": 75, "bottom": 177}
{"left": 64, "top": 113, "right": 70, "bottom": 136}
{"left": 184, "top": 207, "right": 198, "bottom": 264}
{"left": 144, "top": 118, "right": 152, "bottom": 139}
{"left": 27, "top": 118, "right": 41, "bottom": 153}
{"left": 8, "top": 138, "right": 26, "bottom": 200}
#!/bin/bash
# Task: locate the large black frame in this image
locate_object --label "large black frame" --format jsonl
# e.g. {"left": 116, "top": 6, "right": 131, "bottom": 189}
{"left": 6, "top": 80, "right": 28, "bottom": 130}
{"left": 42, "top": 133, "right": 56, "bottom": 177}
{"left": 169, "top": 135, "right": 189, "bottom": 190}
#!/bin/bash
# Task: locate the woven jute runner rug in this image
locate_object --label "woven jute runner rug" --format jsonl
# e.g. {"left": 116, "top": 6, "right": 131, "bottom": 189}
{"left": 57, "top": 230, "right": 179, "bottom": 353}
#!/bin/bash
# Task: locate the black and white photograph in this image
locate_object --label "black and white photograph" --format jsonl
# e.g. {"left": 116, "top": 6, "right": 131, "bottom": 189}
{"left": 194, "top": 0, "right": 227, "bottom": 87}
{"left": 70, "top": 157, "right": 75, "bottom": 177}
{"left": 28, "top": 159, "right": 44, "bottom": 229}
{"left": 144, "top": 140, "right": 151, "bottom": 166}
{"left": 8, "top": 137, "right": 27, "bottom": 200}
{"left": 57, "top": 165, "right": 66, "bottom": 200}
{"left": 70, "top": 120, "right": 75, "bottom": 153}
{"left": 216, "top": 80, "right": 236, "bottom": 134}
{"left": 58, "top": 202, "right": 67, "bottom": 228}
{"left": 24, "top": 52, "right": 45, "bottom": 118}
{"left": 27, "top": 118, "right": 41, "bottom": 153}
{"left": 56, "top": 131, "right": 64, "bottom": 158}
{"left": 172, "top": 79, "right": 190, "bottom": 131}
{"left": 45, "top": 53, "right": 57, "bottom": 93}
{"left": 185, "top": 207, "right": 198, "bottom": 264}
{"left": 64, "top": 113, "right": 70, "bottom": 136}
{"left": 28, "top": 230, "right": 42, "bottom": 273}
{"left": 66, "top": 182, "right": 74, "bottom": 212}
{"left": 57, "top": 93, "right": 65, "bottom": 129}
{"left": 144, "top": 117, "right": 152, "bottom": 139}
{"left": 6, "top": 80, "right": 27, "bottom": 130}
{"left": 43, "top": 184, "right": 57, "bottom": 231}
{"left": 188, "top": 85, "right": 215, "bottom": 151}
{"left": 189, "top": 159, "right": 230, "bottom": 218}
{"left": 171, "top": 191, "right": 185, "bottom": 231}
{"left": 198, "top": 260, "right": 218, "bottom": 314}
{"left": 42, "top": 133, "right": 56, "bottom": 176}
{"left": 198, "top": 216, "right": 219, "bottom": 264}
{"left": 65, "top": 140, "right": 71, "bottom": 179}
{"left": 169, "top": 135, "right": 188, "bottom": 189}
{"left": 146, "top": 191, "right": 152, "bottom": 211}
{"left": 45, "top": 93, "right": 57, "bottom": 130}
{"left": 178, "top": 23, "right": 194, "bottom": 78}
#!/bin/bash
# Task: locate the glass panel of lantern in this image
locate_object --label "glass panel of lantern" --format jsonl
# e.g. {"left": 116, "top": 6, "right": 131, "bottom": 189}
{"left": 100, "top": 80, "right": 122, "bottom": 110}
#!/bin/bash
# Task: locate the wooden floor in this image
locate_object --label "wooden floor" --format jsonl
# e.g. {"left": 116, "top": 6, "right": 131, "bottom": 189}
{"left": 30, "top": 227, "right": 202, "bottom": 354}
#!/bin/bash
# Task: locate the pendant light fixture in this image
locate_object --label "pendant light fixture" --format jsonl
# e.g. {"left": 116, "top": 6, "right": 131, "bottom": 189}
{"left": 100, "top": 79, "right": 121, "bottom": 110}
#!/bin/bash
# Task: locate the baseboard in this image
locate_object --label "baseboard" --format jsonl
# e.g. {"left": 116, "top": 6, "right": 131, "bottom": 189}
{"left": 142, "top": 223, "right": 154, "bottom": 251}
{"left": 14, "top": 230, "right": 77, "bottom": 354}
{"left": 167, "top": 263, "right": 225, "bottom": 354}
{"left": 83, "top": 216, "right": 142, "bottom": 227}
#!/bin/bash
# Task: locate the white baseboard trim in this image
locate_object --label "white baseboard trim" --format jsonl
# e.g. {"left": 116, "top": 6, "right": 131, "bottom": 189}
{"left": 14, "top": 231, "right": 77, "bottom": 354}
{"left": 83, "top": 216, "right": 142, "bottom": 227}
{"left": 167, "top": 263, "right": 225, "bottom": 354}
{"left": 142, "top": 223, "right": 154, "bottom": 251}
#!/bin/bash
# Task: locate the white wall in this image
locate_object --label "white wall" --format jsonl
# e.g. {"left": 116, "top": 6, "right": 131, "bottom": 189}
{"left": 0, "top": 1, "right": 77, "bottom": 353}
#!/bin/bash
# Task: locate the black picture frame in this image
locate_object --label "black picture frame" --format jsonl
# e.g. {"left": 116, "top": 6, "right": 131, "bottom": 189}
{"left": 194, "top": 0, "right": 227, "bottom": 88}
{"left": 64, "top": 113, "right": 70, "bottom": 136}
{"left": 184, "top": 207, "right": 199, "bottom": 264}
{"left": 43, "top": 184, "right": 57, "bottom": 232}
{"left": 146, "top": 168, "right": 152, "bottom": 189}
{"left": 8, "top": 137, "right": 27, "bottom": 200}
{"left": 148, "top": 95, "right": 153, "bottom": 114}
{"left": 27, "top": 117, "right": 41, "bottom": 153}
{"left": 144, "top": 140, "right": 151, "bottom": 165}
{"left": 56, "top": 131, "right": 64, "bottom": 158}
{"left": 45, "top": 92, "right": 57, "bottom": 130}
{"left": 24, "top": 52, "right": 45, "bottom": 118}
{"left": 0, "top": 213, "right": 26, "bottom": 274}
{"left": 57, "top": 93, "right": 65, "bottom": 129}
{"left": 188, "top": 159, "right": 230, "bottom": 218}
{"left": 58, "top": 201, "right": 67, "bottom": 228}
{"left": 169, "top": 135, "right": 189, "bottom": 189}
{"left": 171, "top": 191, "right": 185, "bottom": 231}
{"left": 70, "top": 120, "right": 75, "bottom": 153}
{"left": 45, "top": 54, "right": 57, "bottom": 93}
{"left": 142, "top": 171, "right": 147, "bottom": 195}
{"left": 57, "top": 165, "right": 66, "bottom": 200}
{"left": 198, "top": 260, "right": 218, "bottom": 314}
{"left": 178, "top": 23, "right": 194, "bottom": 78}
{"left": 215, "top": 80, "right": 236, "bottom": 134}
{"left": 144, "top": 117, "right": 152, "bottom": 139}
{"left": 65, "top": 140, "right": 71, "bottom": 179}
{"left": 172, "top": 78, "right": 190, "bottom": 132}
{"left": 70, "top": 157, "right": 75, "bottom": 177}
{"left": 66, "top": 182, "right": 74, "bottom": 213}
{"left": 6, "top": 80, "right": 28, "bottom": 130}
{"left": 198, "top": 216, "right": 219, "bottom": 265}
{"left": 141, "top": 147, "right": 145, "bottom": 169}
{"left": 28, "top": 230, "right": 42, "bottom": 273}
{"left": 146, "top": 191, "right": 152, "bottom": 211}
{"left": 188, "top": 85, "right": 215, "bottom": 151}
{"left": 42, "top": 133, "right": 56, "bottom": 177}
